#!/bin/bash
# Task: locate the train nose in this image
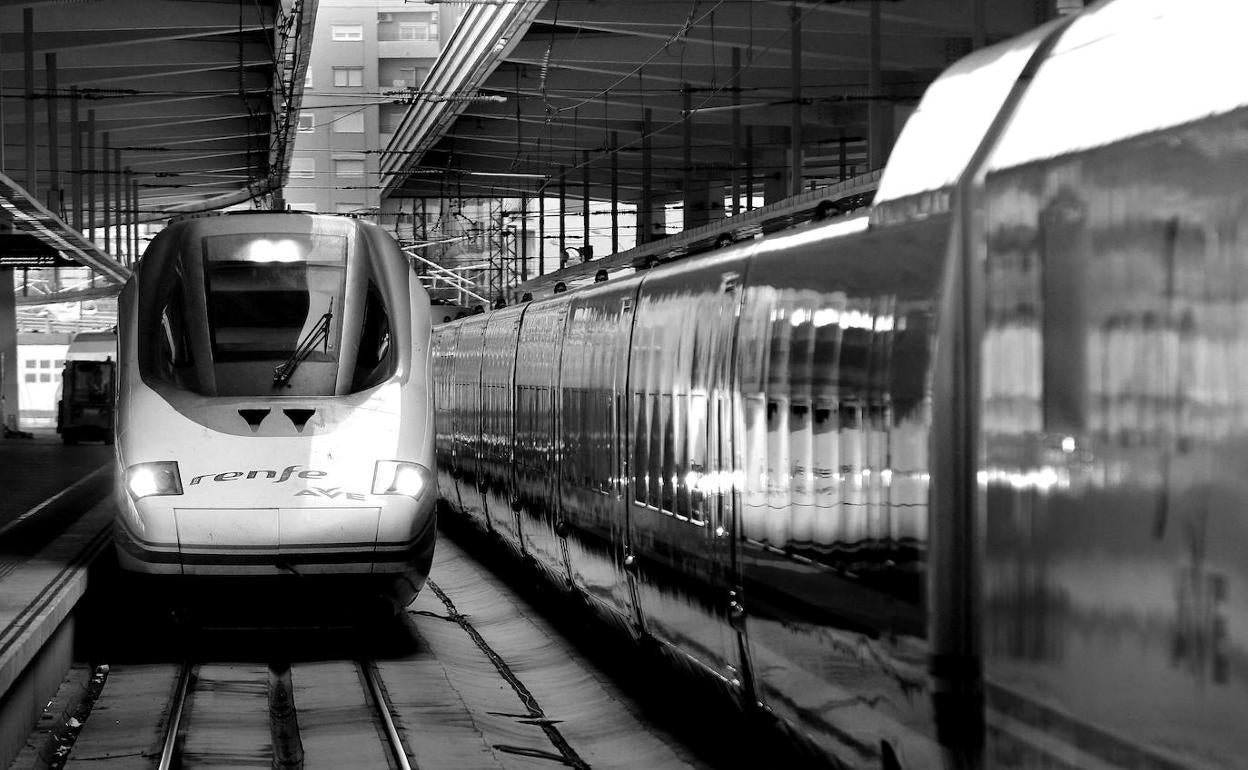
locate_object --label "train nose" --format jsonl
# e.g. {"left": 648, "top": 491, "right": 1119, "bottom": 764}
{"left": 173, "top": 507, "right": 382, "bottom": 555}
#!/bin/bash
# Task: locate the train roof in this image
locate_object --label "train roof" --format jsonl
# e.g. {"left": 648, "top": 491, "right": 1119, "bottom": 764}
{"left": 67, "top": 331, "right": 117, "bottom": 361}
{"left": 874, "top": 0, "right": 1248, "bottom": 211}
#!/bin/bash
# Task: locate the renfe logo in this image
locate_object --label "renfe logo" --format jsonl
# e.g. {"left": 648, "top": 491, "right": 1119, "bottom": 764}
{"left": 188, "top": 464, "right": 325, "bottom": 486}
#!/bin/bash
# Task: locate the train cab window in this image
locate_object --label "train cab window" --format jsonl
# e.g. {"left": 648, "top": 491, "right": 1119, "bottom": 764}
{"left": 159, "top": 283, "right": 194, "bottom": 376}
{"left": 201, "top": 232, "right": 347, "bottom": 396}
{"left": 351, "top": 281, "right": 395, "bottom": 391}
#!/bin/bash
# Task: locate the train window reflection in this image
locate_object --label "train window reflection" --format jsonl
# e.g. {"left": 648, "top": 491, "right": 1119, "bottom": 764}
{"left": 157, "top": 279, "right": 194, "bottom": 385}
{"left": 633, "top": 392, "right": 649, "bottom": 506}
{"left": 204, "top": 260, "right": 343, "bottom": 365}
{"left": 649, "top": 393, "right": 663, "bottom": 506}
{"left": 350, "top": 281, "right": 395, "bottom": 391}
{"left": 661, "top": 393, "right": 676, "bottom": 513}
{"left": 686, "top": 393, "right": 708, "bottom": 523}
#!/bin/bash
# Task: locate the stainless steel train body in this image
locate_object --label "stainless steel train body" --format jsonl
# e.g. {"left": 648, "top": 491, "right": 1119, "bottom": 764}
{"left": 115, "top": 212, "right": 436, "bottom": 600}
{"left": 432, "top": 2, "right": 1248, "bottom": 767}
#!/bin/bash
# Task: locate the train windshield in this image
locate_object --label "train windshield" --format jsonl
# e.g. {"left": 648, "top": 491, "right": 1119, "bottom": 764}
{"left": 200, "top": 232, "right": 347, "bottom": 396}
{"left": 203, "top": 234, "right": 346, "bottom": 362}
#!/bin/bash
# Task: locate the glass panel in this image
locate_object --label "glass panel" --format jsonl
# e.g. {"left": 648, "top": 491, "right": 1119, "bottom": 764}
{"left": 648, "top": 393, "right": 663, "bottom": 506}
{"left": 334, "top": 159, "right": 365, "bottom": 177}
{"left": 331, "top": 25, "right": 362, "bottom": 41}
{"left": 201, "top": 234, "right": 345, "bottom": 365}
{"left": 633, "top": 391, "right": 648, "bottom": 505}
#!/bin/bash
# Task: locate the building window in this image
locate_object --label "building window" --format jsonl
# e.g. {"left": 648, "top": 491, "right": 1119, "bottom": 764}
{"left": 379, "top": 110, "right": 402, "bottom": 134}
{"left": 24, "top": 373, "right": 36, "bottom": 383}
{"left": 40, "top": 359, "right": 51, "bottom": 368}
{"left": 40, "top": 373, "right": 51, "bottom": 383}
{"left": 290, "top": 157, "right": 315, "bottom": 178}
{"left": 332, "top": 111, "right": 365, "bottom": 133}
{"left": 332, "top": 24, "right": 363, "bottom": 41}
{"left": 398, "top": 14, "right": 437, "bottom": 41}
{"left": 332, "top": 67, "right": 364, "bottom": 87}
{"left": 334, "top": 157, "right": 365, "bottom": 177}
{"left": 298, "top": 113, "right": 315, "bottom": 132}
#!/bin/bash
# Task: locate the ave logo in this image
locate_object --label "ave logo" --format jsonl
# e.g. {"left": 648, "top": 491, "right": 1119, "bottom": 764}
{"left": 295, "top": 487, "right": 366, "bottom": 501}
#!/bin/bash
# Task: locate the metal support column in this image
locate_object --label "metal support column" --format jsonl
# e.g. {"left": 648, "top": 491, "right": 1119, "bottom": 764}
{"left": 130, "top": 172, "right": 138, "bottom": 263}
{"left": 789, "top": 5, "right": 803, "bottom": 197}
{"left": 745, "top": 126, "right": 754, "bottom": 211}
{"left": 87, "top": 111, "right": 96, "bottom": 244}
{"left": 681, "top": 85, "right": 692, "bottom": 228}
{"left": 70, "top": 87, "right": 82, "bottom": 231}
{"left": 0, "top": 19, "right": 5, "bottom": 174}
{"left": 731, "top": 48, "right": 742, "bottom": 217}
{"left": 520, "top": 196, "right": 528, "bottom": 281}
{"left": 610, "top": 131, "right": 618, "bottom": 255}
{"left": 640, "top": 108, "right": 653, "bottom": 243}
{"left": 45, "top": 53, "right": 61, "bottom": 213}
{"left": 23, "top": 9, "right": 36, "bottom": 195}
{"left": 124, "top": 168, "right": 132, "bottom": 265}
{"left": 538, "top": 193, "right": 545, "bottom": 276}
{"left": 113, "top": 148, "right": 122, "bottom": 259}
{"left": 558, "top": 167, "right": 566, "bottom": 264}
{"left": 581, "top": 149, "right": 590, "bottom": 256}
{"left": 868, "top": 1, "right": 890, "bottom": 170}
{"left": 0, "top": 269, "right": 17, "bottom": 434}
{"left": 101, "top": 132, "right": 111, "bottom": 254}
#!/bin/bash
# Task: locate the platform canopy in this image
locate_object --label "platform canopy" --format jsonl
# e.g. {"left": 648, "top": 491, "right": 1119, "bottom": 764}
{"left": 0, "top": 0, "right": 317, "bottom": 285}
{"left": 379, "top": 0, "right": 1052, "bottom": 204}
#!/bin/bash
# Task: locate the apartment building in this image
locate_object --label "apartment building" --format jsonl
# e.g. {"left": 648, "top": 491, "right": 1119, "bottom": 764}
{"left": 287, "top": 0, "right": 456, "bottom": 217}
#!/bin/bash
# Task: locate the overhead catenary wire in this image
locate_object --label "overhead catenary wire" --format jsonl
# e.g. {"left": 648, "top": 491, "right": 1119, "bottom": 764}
{"left": 528, "top": 0, "right": 835, "bottom": 194}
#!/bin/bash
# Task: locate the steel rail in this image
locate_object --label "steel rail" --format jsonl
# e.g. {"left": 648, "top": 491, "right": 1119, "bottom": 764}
{"left": 157, "top": 662, "right": 194, "bottom": 770}
{"left": 359, "top": 660, "right": 413, "bottom": 770}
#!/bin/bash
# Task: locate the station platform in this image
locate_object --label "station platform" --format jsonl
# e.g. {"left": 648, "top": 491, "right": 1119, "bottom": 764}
{"left": 0, "top": 431, "right": 114, "bottom": 768}
{"left": 0, "top": 430, "right": 112, "bottom": 530}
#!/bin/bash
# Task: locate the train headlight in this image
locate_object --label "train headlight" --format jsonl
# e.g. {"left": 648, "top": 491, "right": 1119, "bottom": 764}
{"left": 372, "top": 461, "right": 433, "bottom": 500}
{"left": 126, "top": 461, "right": 184, "bottom": 499}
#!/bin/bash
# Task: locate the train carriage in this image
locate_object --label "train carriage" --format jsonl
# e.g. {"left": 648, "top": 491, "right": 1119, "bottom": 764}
{"left": 433, "top": 1, "right": 1248, "bottom": 766}
{"left": 114, "top": 212, "right": 436, "bottom": 602}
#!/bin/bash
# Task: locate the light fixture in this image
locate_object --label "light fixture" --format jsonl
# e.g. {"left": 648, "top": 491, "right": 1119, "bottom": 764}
{"left": 126, "top": 461, "right": 184, "bottom": 499}
{"left": 372, "top": 461, "right": 434, "bottom": 499}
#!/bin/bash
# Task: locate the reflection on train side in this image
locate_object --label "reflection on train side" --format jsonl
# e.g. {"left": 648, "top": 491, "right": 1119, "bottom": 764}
{"left": 982, "top": 114, "right": 1248, "bottom": 766}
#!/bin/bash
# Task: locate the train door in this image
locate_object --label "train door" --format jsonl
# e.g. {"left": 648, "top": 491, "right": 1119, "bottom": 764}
{"left": 451, "top": 318, "right": 489, "bottom": 530}
{"left": 432, "top": 324, "right": 462, "bottom": 509}
{"left": 625, "top": 252, "right": 750, "bottom": 689}
{"left": 478, "top": 307, "right": 524, "bottom": 534}
{"left": 513, "top": 299, "right": 571, "bottom": 572}
{"left": 735, "top": 219, "right": 948, "bottom": 766}
{"left": 558, "top": 280, "right": 642, "bottom": 631}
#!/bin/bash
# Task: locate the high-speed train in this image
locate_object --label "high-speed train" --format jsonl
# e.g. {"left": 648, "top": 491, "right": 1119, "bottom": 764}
{"left": 114, "top": 212, "right": 436, "bottom": 602}
{"left": 433, "top": 2, "right": 1248, "bottom": 767}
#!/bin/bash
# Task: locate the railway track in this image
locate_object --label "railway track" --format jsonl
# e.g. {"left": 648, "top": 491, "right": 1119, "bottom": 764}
{"left": 18, "top": 538, "right": 704, "bottom": 769}
{"left": 142, "top": 658, "right": 416, "bottom": 770}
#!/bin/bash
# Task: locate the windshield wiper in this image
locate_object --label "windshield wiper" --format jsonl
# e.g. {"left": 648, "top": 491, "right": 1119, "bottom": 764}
{"left": 273, "top": 299, "right": 333, "bottom": 388}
